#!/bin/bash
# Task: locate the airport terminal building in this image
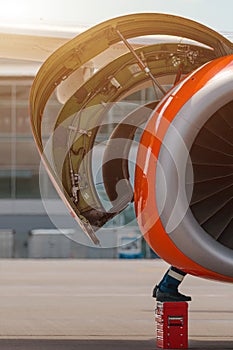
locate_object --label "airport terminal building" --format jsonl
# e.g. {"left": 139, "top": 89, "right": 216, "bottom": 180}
{"left": 0, "top": 59, "right": 154, "bottom": 258}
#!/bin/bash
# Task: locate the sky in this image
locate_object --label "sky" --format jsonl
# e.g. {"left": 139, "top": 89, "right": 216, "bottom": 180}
{"left": 0, "top": 0, "right": 232, "bottom": 32}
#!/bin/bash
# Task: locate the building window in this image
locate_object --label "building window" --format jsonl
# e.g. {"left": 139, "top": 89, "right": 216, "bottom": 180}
{"left": 0, "top": 78, "right": 61, "bottom": 199}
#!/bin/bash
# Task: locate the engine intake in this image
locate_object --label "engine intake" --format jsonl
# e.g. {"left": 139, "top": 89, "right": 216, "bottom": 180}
{"left": 135, "top": 55, "right": 233, "bottom": 282}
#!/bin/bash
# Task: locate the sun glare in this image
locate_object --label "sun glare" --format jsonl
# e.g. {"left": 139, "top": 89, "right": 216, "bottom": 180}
{"left": 0, "top": 1, "right": 31, "bottom": 22}
{"left": 0, "top": 0, "right": 57, "bottom": 25}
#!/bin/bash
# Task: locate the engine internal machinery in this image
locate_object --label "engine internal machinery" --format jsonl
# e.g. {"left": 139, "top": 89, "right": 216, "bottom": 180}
{"left": 30, "top": 14, "right": 233, "bottom": 281}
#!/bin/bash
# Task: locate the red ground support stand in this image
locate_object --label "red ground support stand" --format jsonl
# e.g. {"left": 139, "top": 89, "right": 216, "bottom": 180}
{"left": 156, "top": 302, "right": 188, "bottom": 349}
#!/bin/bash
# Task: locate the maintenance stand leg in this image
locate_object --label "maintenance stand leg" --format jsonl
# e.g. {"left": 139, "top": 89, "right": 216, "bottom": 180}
{"left": 156, "top": 302, "right": 188, "bottom": 349}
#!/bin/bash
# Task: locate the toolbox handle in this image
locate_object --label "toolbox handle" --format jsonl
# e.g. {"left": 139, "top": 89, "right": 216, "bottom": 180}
{"left": 168, "top": 316, "right": 184, "bottom": 327}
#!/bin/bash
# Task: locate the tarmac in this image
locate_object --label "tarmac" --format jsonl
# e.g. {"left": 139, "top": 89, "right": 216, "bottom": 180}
{"left": 0, "top": 259, "right": 232, "bottom": 349}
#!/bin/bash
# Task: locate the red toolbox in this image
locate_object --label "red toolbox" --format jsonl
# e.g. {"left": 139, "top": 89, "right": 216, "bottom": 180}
{"left": 156, "top": 302, "right": 188, "bottom": 349}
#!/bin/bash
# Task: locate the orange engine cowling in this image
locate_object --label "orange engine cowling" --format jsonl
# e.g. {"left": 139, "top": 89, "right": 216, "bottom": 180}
{"left": 135, "top": 55, "right": 233, "bottom": 283}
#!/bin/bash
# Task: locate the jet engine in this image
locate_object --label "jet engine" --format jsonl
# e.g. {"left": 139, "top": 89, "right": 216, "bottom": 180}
{"left": 30, "top": 13, "right": 233, "bottom": 282}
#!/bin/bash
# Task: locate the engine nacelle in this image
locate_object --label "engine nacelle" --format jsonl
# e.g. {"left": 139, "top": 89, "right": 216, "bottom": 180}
{"left": 30, "top": 13, "right": 233, "bottom": 282}
{"left": 135, "top": 55, "right": 233, "bottom": 282}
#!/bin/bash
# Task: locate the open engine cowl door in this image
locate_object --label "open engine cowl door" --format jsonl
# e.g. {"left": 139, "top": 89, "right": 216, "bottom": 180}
{"left": 30, "top": 13, "right": 233, "bottom": 244}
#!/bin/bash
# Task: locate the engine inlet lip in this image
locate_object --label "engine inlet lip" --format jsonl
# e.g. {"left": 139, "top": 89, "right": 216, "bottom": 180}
{"left": 157, "top": 71, "right": 233, "bottom": 277}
